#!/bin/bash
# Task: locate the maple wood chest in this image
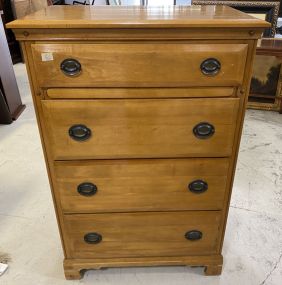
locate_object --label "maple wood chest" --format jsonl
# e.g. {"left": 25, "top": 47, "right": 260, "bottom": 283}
{"left": 8, "top": 5, "right": 268, "bottom": 279}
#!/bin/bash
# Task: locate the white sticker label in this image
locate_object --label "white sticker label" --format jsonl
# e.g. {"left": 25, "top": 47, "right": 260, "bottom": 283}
{"left": 0, "top": 263, "right": 8, "bottom": 276}
{"left": 41, "top": 52, "right": 54, "bottom": 62}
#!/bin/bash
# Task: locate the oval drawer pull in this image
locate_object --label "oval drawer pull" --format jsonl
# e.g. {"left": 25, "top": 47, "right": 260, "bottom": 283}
{"left": 69, "top": 124, "right": 91, "bottom": 141}
{"left": 84, "top": 233, "right": 102, "bottom": 244}
{"left": 185, "top": 230, "right": 203, "bottom": 241}
{"left": 200, "top": 58, "right": 221, "bottom": 76}
{"left": 60, "top": 58, "right": 81, "bottom": 76}
{"left": 193, "top": 122, "right": 215, "bottom": 139}
{"left": 188, "top": 180, "right": 208, "bottom": 194}
{"left": 77, "top": 182, "right": 98, "bottom": 196}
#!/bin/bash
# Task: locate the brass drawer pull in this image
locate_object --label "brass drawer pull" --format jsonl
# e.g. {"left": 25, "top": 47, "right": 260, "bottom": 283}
{"left": 60, "top": 58, "right": 81, "bottom": 76}
{"left": 84, "top": 233, "right": 102, "bottom": 244}
{"left": 188, "top": 180, "right": 208, "bottom": 194}
{"left": 193, "top": 122, "right": 215, "bottom": 139}
{"left": 69, "top": 124, "right": 91, "bottom": 141}
{"left": 185, "top": 230, "right": 203, "bottom": 241}
{"left": 77, "top": 182, "right": 98, "bottom": 196}
{"left": 200, "top": 58, "right": 221, "bottom": 76}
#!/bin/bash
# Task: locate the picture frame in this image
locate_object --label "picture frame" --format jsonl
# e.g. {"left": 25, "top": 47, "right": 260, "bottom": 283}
{"left": 192, "top": 1, "right": 280, "bottom": 37}
{"left": 248, "top": 38, "right": 282, "bottom": 112}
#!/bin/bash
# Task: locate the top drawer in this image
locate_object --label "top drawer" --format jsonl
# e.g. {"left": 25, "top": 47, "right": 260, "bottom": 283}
{"left": 31, "top": 43, "right": 248, "bottom": 88}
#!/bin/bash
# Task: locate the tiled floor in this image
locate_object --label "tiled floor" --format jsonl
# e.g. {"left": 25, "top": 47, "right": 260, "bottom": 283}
{"left": 0, "top": 63, "right": 281, "bottom": 285}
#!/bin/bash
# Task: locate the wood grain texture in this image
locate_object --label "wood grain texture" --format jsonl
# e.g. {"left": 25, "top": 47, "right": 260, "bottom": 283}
{"left": 12, "top": 28, "right": 265, "bottom": 41}
{"left": 217, "top": 40, "right": 259, "bottom": 253}
{"left": 54, "top": 158, "right": 229, "bottom": 213}
{"left": 31, "top": 43, "right": 248, "bottom": 87}
{"left": 41, "top": 98, "right": 240, "bottom": 160}
{"left": 20, "top": 43, "right": 70, "bottom": 257}
{"left": 6, "top": 5, "right": 269, "bottom": 29}
{"left": 63, "top": 254, "right": 223, "bottom": 279}
{"left": 205, "top": 264, "right": 223, "bottom": 275}
{"left": 64, "top": 211, "right": 221, "bottom": 259}
{"left": 46, "top": 87, "right": 236, "bottom": 99}
{"left": 9, "top": 5, "right": 266, "bottom": 278}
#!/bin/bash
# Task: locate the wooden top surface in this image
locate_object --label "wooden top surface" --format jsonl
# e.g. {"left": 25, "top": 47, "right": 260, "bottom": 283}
{"left": 7, "top": 5, "right": 269, "bottom": 29}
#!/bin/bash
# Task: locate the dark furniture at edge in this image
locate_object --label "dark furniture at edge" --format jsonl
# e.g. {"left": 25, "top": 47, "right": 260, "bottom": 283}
{"left": 0, "top": 10, "right": 25, "bottom": 124}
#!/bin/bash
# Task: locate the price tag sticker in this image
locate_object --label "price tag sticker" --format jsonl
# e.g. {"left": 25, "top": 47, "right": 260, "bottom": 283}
{"left": 41, "top": 52, "right": 54, "bottom": 62}
{"left": 0, "top": 263, "right": 8, "bottom": 276}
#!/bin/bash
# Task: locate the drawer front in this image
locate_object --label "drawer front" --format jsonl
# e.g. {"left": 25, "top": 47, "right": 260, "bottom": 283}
{"left": 42, "top": 98, "right": 240, "bottom": 159}
{"left": 64, "top": 211, "right": 221, "bottom": 258}
{"left": 55, "top": 158, "right": 229, "bottom": 213}
{"left": 32, "top": 43, "right": 247, "bottom": 87}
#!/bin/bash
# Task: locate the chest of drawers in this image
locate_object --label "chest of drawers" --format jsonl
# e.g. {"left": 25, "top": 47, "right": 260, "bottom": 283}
{"left": 8, "top": 5, "right": 268, "bottom": 280}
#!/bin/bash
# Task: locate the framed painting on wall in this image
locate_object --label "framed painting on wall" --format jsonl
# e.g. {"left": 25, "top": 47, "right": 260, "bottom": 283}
{"left": 248, "top": 38, "right": 282, "bottom": 112}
